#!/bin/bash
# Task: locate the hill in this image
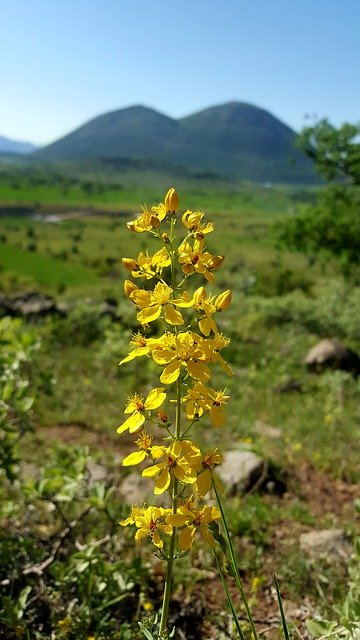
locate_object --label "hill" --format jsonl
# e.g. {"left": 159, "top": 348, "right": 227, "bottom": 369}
{"left": 34, "top": 102, "right": 316, "bottom": 183}
{"left": 0, "top": 135, "right": 37, "bottom": 154}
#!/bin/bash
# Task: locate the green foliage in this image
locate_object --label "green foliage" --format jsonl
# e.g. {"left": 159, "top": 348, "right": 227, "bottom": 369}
{"left": 296, "top": 120, "right": 360, "bottom": 184}
{"left": 278, "top": 119, "right": 360, "bottom": 270}
{"left": 306, "top": 533, "right": 360, "bottom": 640}
{"left": 46, "top": 303, "right": 112, "bottom": 347}
{"left": 0, "top": 317, "right": 38, "bottom": 481}
{"left": 247, "top": 281, "right": 360, "bottom": 342}
{"left": 0, "top": 445, "right": 153, "bottom": 639}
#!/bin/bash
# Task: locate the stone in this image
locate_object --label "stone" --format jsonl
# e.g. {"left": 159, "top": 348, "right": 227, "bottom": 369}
{"left": 299, "top": 529, "right": 352, "bottom": 558}
{"left": 86, "top": 460, "right": 108, "bottom": 487}
{"left": 119, "top": 473, "right": 168, "bottom": 507}
{"left": 253, "top": 420, "right": 282, "bottom": 438}
{"left": 217, "top": 448, "right": 265, "bottom": 494}
{"left": 0, "top": 291, "right": 68, "bottom": 319}
{"left": 304, "top": 338, "right": 360, "bottom": 375}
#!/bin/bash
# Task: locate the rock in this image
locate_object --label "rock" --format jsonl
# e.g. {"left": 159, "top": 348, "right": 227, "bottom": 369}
{"left": 275, "top": 377, "right": 303, "bottom": 393}
{"left": 253, "top": 420, "right": 282, "bottom": 438}
{"left": 217, "top": 448, "right": 265, "bottom": 494}
{"left": 0, "top": 291, "right": 68, "bottom": 319}
{"left": 304, "top": 338, "right": 360, "bottom": 375}
{"left": 299, "top": 529, "right": 352, "bottom": 558}
{"left": 119, "top": 473, "right": 168, "bottom": 507}
{"left": 86, "top": 460, "right": 108, "bottom": 487}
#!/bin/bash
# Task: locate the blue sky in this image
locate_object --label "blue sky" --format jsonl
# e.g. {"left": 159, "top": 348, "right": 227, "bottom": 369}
{"left": 1, "top": 0, "right": 359, "bottom": 145}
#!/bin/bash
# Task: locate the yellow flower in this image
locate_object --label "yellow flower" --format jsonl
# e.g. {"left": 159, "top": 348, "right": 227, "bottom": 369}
{"left": 183, "top": 381, "right": 229, "bottom": 427}
{"left": 202, "top": 334, "right": 234, "bottom": 376}
{"left": 193, "top": 287, "right": 232, "bottom": 336}
{"left": 119, "top": 332, "right": 150, "bottom": 365}
{"left": 166, "top": 497, "right": 220, "bottom": 550}
{"left": 130, "top": 282, "right": 192, "bottom": 326}
{"left": 149, "top": 331, "right": 211, "bottom": 384}
{"left": 117, "top": 388, "right": 166, "bottom": 434}
{"left": 192, "top": 448, "right": 223, "bottom": 496}
{"left": 164, "top": 187, "right": 179, "bottom": 214}
{"left": 120, "top": 505, "right": 173, "bottom": 548}
{"left": 182, "top": 209, "right": 214, "bottom": 238}
{"left": 178, "top": 238, "right": 224, "bottom": 283}
{"left": 142, "top": 440, "right": 201, "bottom": 494}
{"left": 127, "top": 203, "right": 166, "bottom": 233}
{"left": 122, "top": 431, "right": 154, "bottom": 466}
{"left": 122, "top": 248, "right": 171, "bottom": 280}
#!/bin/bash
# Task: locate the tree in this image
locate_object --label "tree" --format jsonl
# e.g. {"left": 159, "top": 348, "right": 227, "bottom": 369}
{"left": 278, "top": 120, "right": 360, "bottom": 272}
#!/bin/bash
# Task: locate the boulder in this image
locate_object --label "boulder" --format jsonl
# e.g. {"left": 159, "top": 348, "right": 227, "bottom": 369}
{"left": 304, "top": 338, "right": 360, "bottom": 375}
{"left": 0, "top": 291, "right": 68, "bottom": 319}
{"left": 217, "top": 448, "right": 265, "bottom": 494}
{"left": 299, "top": 528, "right": 352, "bottom": 558}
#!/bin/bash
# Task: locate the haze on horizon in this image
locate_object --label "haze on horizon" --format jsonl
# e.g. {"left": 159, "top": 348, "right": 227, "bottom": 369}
{"left": 1, "top": 0, "right": 359, "bottom": 147}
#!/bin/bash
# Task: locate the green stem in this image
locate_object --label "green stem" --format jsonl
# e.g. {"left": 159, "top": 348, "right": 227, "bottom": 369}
{"left": 158, "top": 378, "right": 182, "bottom": 637}
{"left": 212, "top": 477, "right": 259, "bottom": 640}
{"left": 214, "top": 552, "right": 246, "bottom": 640}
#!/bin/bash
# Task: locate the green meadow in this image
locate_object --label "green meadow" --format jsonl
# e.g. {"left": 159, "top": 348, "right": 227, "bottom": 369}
{"left": 1, "top": 162, "right": 359, "bottom": 639}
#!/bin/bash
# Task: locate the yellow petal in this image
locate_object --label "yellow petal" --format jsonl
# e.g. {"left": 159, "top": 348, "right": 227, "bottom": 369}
{"left": 145, "top": 387, "right": 166, "bottom": 410}
{"left": 142, "top": 464, "right": 162, "bottom": 478}
{"left": 166, "top": 514, "right": 188, "bottom": 526}
{"left": 160, "top": 361, "right": 181, "bottom": 384}
{"left": 117, "top": 412, "right": 145, "bottom": 434}
{"left": 137, "top": 304, "right": 161, "bottom": 324}
{"left": 164, "top": 304, "right": 184, "bottom": 326}
{"left": 122, "top": 450, "right": 147, "bottom": 466}
{"left": 196, "top": 470, "right": 211, "bottom": 496}
{"left": 154, "top": 468, "right": 170, "bottom": 494}
{"left": 187, "top": 361, "right": 210, "bottom": 382}
{"left": 209, "top": 405, "right": 225, "bottom": 428}
{"left": 178, "top": 526, "right": 196, "bottom": 551}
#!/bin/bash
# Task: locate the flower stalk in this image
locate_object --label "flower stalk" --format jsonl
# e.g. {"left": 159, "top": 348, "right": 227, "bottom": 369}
{"left": 118, "top": 188, "right": 235, "bottom": 636}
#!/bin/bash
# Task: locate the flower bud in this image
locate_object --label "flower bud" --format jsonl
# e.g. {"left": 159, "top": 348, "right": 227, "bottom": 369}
{"left": 215, "top": 289, "right": 232, "bottom": 311}
{"left": 208, "top": 255, "right": 225, "bottom": 271}
{"left": 193, "top": 286, "right": 206, "bottom": 305}
{"left": 124, "top": 279, "right": 138, "bottom": 298}
{"left": 164, "top": 188, "right": 179, "bottom": 214}
{"left": 122, "top": 257, "right": 138, "bottom": 272}
{"left": 161, "top": 232, "right": 170, "bottom": 244}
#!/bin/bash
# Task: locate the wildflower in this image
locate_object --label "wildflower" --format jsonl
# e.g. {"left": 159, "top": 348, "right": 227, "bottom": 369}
{"left": 122, "top": 431, "right": 154, "bottom": 466}
{"left": 120, "top": 505, "right": 173, "bottom": 548}
{"left": 178, "top": 238, "right": 224, "bottom": 282}
{"left": 202, "top": 333, "right": 234, "bottom": 376}
{"left": 122, "top": 247, "right": 171, "bottom": 279}
{"left": 192, "top": 448, "right": 223, "bottom": 496}
{"left": 117, "top": 388, "right": 166, "bottom": 434}
{"left": 142, "top": 440, "right": 201, "bottom": 494}
{"left": 130, "top": 282, "right": 192, "bottom": 326}
{"left": 127, "top": 203, "right": 166, "bottom": 233}
{"left": 183, "top": 381, "right": 229, "bottom": 427}
{"left": 182, "top": 209, "right": 214, "bottom": 238}
{"left": 193, "top": 287, "right": 232, "bottom": 336}
{"left": 149, "top": 331, "right": 211, "bottom": 384}
{"left": 119, "top": 332, "right": 150, "bottom": 365}
{"left": 166, "top": 497, "right": 220, "bottom": 550}
{"left": 165, "top": 187, "right": 179, "bottom": 214}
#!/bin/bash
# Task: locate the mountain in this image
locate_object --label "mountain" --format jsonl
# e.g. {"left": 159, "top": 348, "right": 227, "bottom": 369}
{"left": 0, "top": 135, "right": 37, "bottom": 154}
{"left": 34, "top": 102, "right": 316, "bottom": 183}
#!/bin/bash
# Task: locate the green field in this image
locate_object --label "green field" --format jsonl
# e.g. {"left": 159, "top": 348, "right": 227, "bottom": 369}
{"left": 1, "top": 161, "right": 359, "bottom": 639}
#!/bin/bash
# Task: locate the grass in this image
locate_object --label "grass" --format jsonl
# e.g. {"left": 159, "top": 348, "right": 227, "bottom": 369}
{"left": 0, "top": 243, "right": 99, "bottom": 288}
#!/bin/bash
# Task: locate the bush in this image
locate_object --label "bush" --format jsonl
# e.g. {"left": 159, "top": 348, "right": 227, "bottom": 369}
{"left": 46, "top": 304, "right": 112, "bottom": 347}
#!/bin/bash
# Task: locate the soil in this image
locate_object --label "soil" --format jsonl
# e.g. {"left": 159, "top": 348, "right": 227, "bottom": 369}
{"left": 33, "top": 421, "right": 360, "bottom": 639}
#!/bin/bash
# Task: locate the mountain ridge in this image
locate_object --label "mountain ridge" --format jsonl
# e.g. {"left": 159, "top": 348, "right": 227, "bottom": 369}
{"left": 0, "top": 135, "right": 37, "bottom": 154}
{"left": 34, "top": 101, "right": 317, "bottom": 183}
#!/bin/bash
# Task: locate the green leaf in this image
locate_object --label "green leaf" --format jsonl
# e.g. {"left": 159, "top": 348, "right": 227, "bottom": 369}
{"left": 306, "top": 620, "right": 338, "bottom": 637}
{"left": 274, "top": 575, "right": 291, "bottom": 640}
{"left": 138, "top": 621, "right": 157, "bottom": 640}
